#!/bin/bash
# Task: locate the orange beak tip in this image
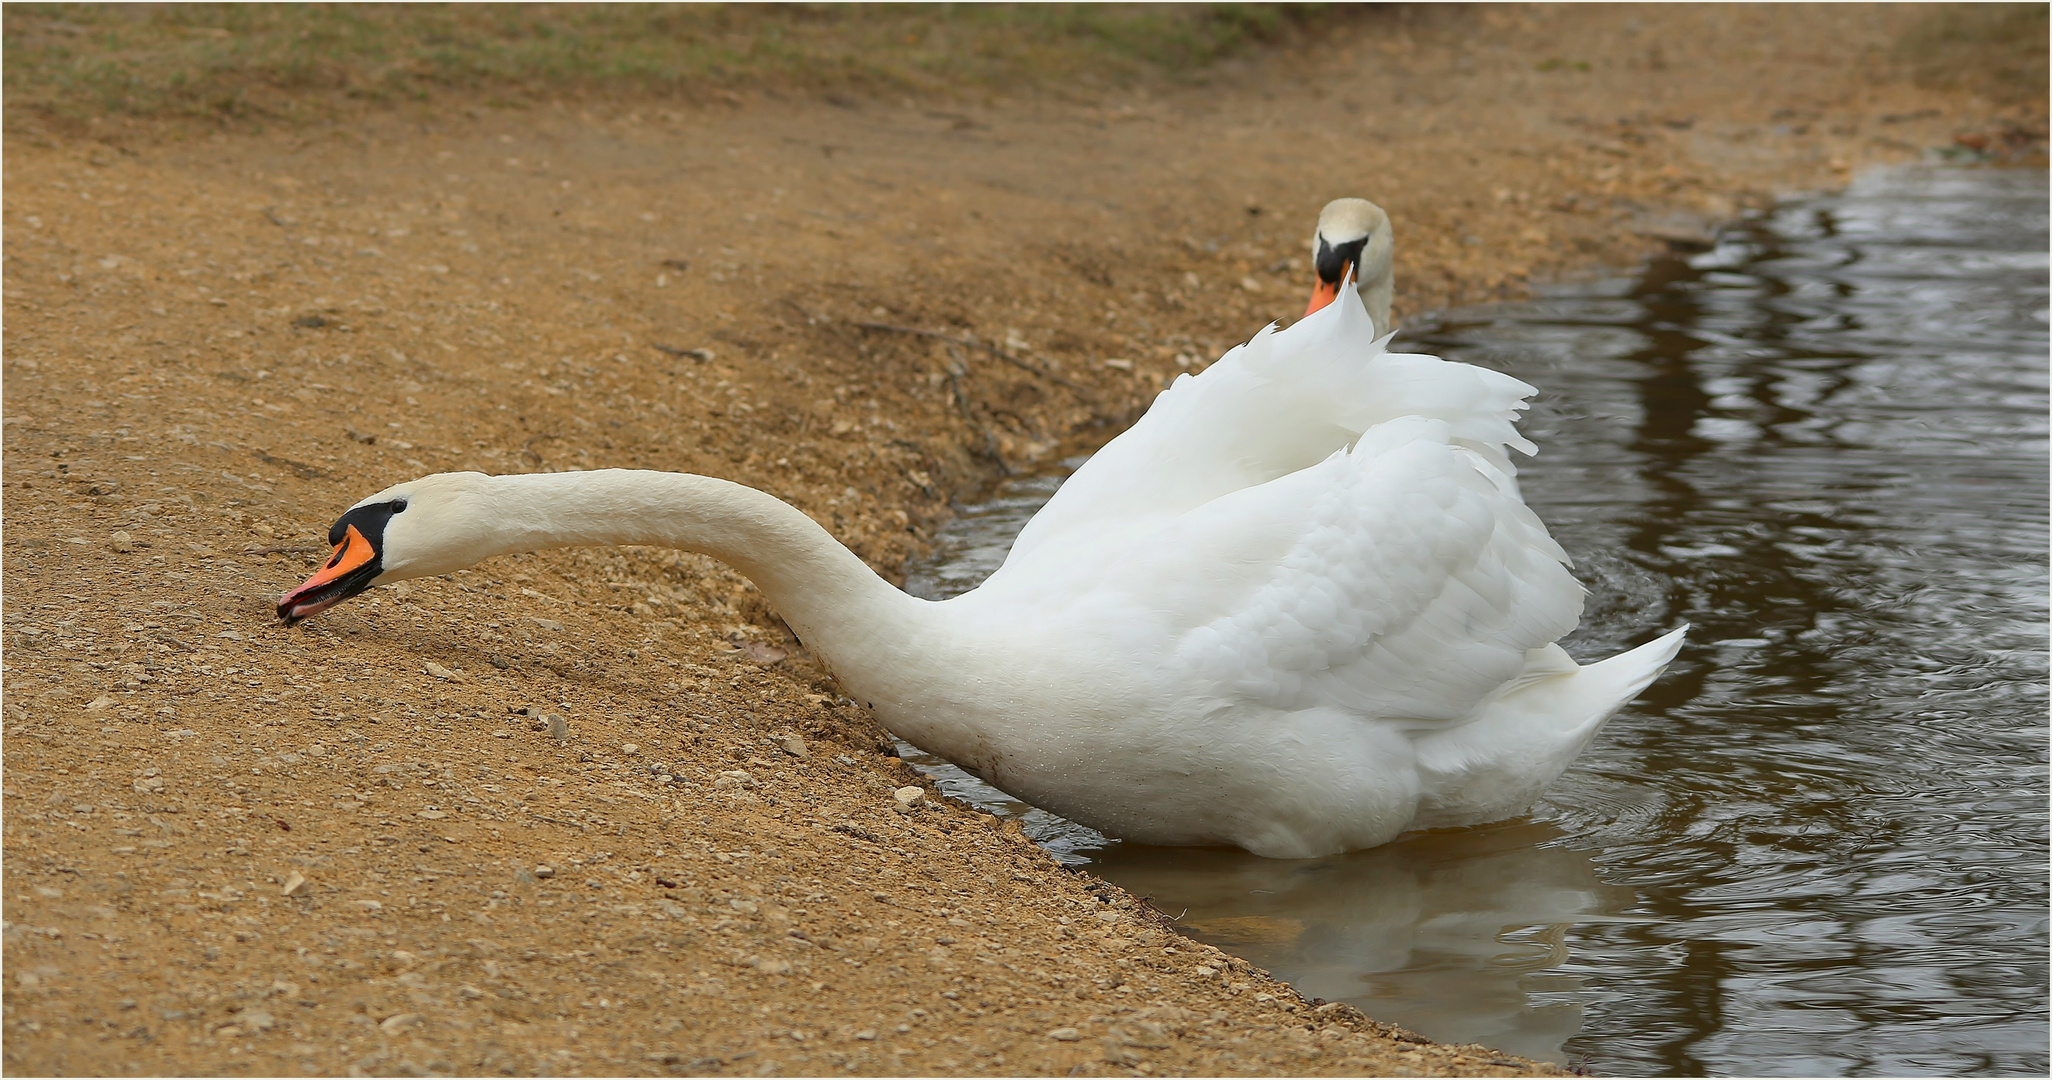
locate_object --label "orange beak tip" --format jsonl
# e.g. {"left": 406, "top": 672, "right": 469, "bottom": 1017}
{"left": 275, "top": 526, "right": 379, "bottom": 623}
{"left": 1305, "top": 280, "right": 1341, "bottom": 316}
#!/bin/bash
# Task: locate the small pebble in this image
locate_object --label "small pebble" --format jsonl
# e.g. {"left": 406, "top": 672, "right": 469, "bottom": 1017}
{"left": 423, "top": 661, "right": 464, "bottom": 682}
{"left": 109, "top": 530, "right": 136, "bottom": 553}
{"left": 533, "top": 865, "right": 556, "bottom": 879}
{"left": 738, "top": 641, "right": 786, "bottom": 663}
{"left": 854, "top": 1028, "right": 877, "bottom": 1041}
{"left": 235, "top": 1009, "right": 276, "bottom": 1033}
{"left": 280, "top": 872, "right": 307, "bottom": 897}
{"left": 547, "top": 714, "right": 567, "bottom": 742}
{"left": 1048, "top": 1027, "right": 1081, "bottom": 1042}
{"left": 621, "top": 743, "right": 639, "bottom": 755}
{"left": 780, "top": 735, "right": 809, "bottom": 758}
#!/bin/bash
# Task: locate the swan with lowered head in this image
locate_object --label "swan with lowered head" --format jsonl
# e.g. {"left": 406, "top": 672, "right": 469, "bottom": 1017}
{"left": 1306, "top": 197, "right": 1394, "bottom": 331}
{"left": 280, "top": 274, "right": 1681, "bottom": 859}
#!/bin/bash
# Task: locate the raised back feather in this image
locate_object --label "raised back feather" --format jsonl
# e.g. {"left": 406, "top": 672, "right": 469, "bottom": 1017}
{"left": 1000, "top": 285, "right": 1542, "bottom": 573}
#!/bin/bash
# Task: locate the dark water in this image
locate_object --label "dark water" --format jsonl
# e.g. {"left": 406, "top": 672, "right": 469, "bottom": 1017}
{"left": 899, "top": 165, "right": 2050, "bottom": 1077}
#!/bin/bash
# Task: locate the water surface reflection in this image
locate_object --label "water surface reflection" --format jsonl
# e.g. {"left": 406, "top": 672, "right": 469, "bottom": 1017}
{"left": 1091, "top": 822, "right": 1649, "bottom": 1065}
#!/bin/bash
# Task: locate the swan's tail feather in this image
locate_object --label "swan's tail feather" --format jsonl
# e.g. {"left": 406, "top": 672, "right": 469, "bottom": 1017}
{"left": 1410, "top": 625, "right": 1687, "bottom": 829}
{"left": 1575, "top": 624, "right": 1688, "bottom": 713}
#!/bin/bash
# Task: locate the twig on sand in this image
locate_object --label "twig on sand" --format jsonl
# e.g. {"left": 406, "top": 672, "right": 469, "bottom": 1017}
{"left": 853, "top": 320, "right": 1089, "bottom": 393}
{"left": 943, "top": 345, "right": 1013, "bottom": 476}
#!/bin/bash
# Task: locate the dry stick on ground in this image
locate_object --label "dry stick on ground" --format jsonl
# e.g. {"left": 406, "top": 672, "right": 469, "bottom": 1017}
{"left": 520, "top": 432, "right": 557, "bottom": 465}
{"left": 852, "top": 320, "right": 1091, "bottom": 393}
{"left": 943, "top": 344, "right": 1013, "bottom": 476}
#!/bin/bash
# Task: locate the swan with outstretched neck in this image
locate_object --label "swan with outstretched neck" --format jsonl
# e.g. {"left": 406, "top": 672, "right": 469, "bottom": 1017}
{"left": 280, "top": 261, "right": 1682, "bottom": 859}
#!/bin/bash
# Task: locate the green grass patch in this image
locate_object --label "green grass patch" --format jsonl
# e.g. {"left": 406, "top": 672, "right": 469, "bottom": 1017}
{"left": 5, "top": 3, "right": 1337, "bottom": 127}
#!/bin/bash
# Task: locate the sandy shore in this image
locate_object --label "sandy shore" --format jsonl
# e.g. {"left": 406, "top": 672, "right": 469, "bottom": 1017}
{"left": 4, "top": 4, "right": 2040, "bottom": 1076}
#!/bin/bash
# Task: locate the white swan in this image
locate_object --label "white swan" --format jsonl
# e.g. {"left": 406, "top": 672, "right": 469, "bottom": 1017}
{"left": 279, "top": 285, "right": 1682, "bottom": 859}
{"left": 1307, "top": 197, "right": 1395, "bottom": 331}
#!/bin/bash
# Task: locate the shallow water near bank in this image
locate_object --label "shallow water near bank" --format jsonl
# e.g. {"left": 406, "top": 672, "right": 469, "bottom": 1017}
{"left": 898, "top": 165, "right": 2048, "bottom": 1077}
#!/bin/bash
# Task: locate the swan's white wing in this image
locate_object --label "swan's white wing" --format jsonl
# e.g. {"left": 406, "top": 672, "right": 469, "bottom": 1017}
{"left": 1003, "top": 287, "right": 1538, "bottom": 571}
{"left": 1092, "top": 413, "right": 1585, "bottom": 727}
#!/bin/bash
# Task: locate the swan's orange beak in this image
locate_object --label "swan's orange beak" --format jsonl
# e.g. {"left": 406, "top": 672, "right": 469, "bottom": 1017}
{"left": 1305, "top": 278, "right": 1343, "bottom": 316}
{"left": 279, "top": 524, "right": 380, "bottom": 624}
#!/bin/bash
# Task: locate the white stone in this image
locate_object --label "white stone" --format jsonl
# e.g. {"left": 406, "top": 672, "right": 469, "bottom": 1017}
{"left": 379, "top": 1012, "right": 422, "bottom": 1032}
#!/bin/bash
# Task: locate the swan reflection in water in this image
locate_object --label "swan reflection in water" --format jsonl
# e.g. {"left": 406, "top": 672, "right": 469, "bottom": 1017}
{"left": 1089, "top": 821, "right": 1648, "bottom": 1065}
{"left": 894, "top": 739, "right": 1641, "bottom": 1062}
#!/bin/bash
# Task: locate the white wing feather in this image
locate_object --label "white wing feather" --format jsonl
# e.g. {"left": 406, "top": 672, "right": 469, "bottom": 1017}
{"left": 1141, "top": 416, "right": 1583, "bottom": 727}
{"left": 1001, "top": 291, "right": 1539, "bottom": 570}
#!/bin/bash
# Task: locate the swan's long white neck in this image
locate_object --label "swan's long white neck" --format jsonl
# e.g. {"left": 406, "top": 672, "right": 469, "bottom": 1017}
{"left": 392, "top": 470, "right": 928, "bottom": 695}
{"left": 1356, "top": 228, "right": 1395, "bottom": 336}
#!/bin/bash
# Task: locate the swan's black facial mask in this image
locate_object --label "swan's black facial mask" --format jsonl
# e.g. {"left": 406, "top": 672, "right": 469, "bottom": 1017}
{"left": 277, "top": 499, "right": 407, "bottom": 624}
{"left": 1315, "top": 233, "right": 1370, "bottom": 287}
{"left": 1307, "top": 233, "right": 1370, "bottom": 315}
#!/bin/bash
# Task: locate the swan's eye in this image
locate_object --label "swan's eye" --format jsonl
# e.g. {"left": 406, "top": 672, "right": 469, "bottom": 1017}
{"left": 390, "top": 499, "right": 409, "bottom": 513}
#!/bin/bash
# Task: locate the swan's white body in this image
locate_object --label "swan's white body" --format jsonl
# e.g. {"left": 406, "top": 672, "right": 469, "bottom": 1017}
{"left": 318, "top": 287, "right": 1682, "bottom": 859}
